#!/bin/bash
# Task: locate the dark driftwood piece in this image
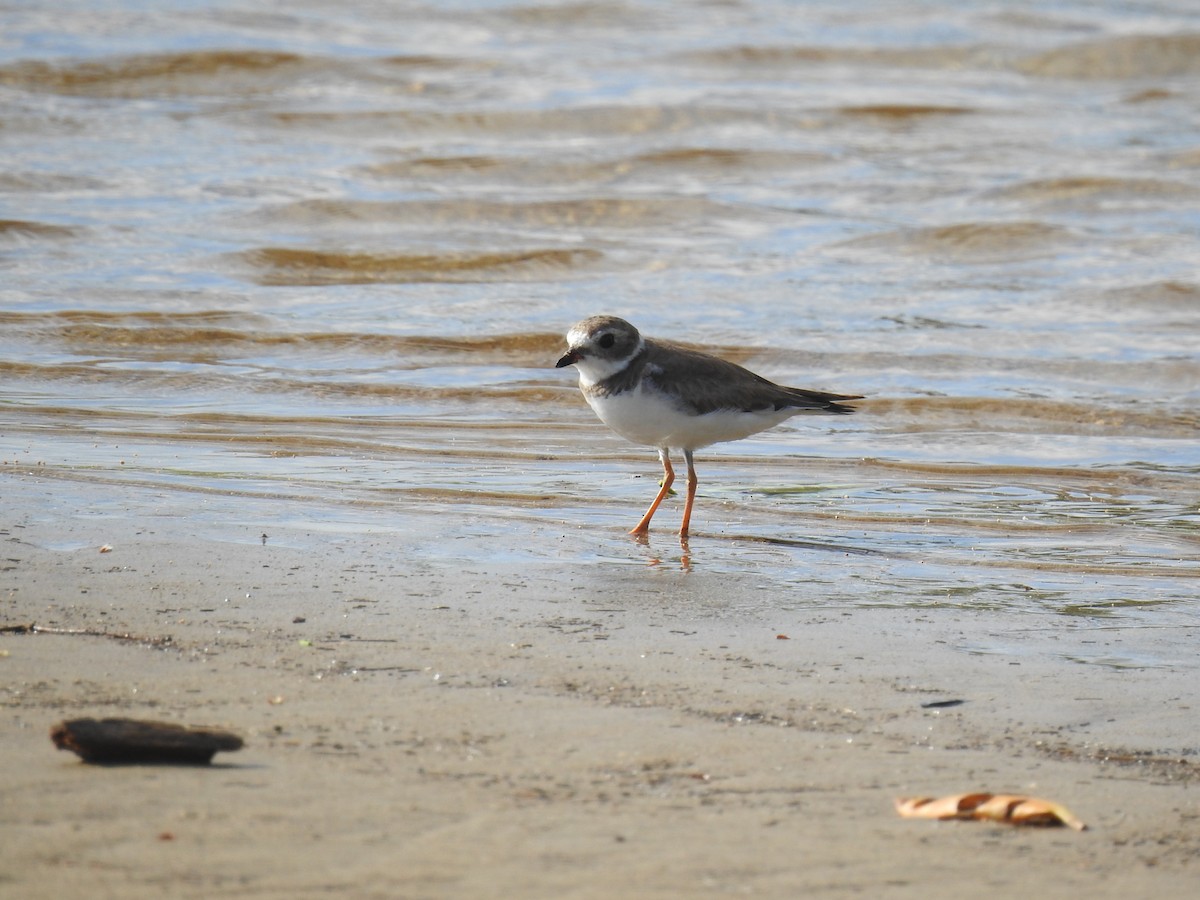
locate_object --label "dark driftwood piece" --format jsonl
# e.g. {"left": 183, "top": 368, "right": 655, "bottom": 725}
{"left": 51, "top": 718, "right": 244, "bottom": 765}
{"left": 1, "top": 622, "right": 173, "bottom": 646}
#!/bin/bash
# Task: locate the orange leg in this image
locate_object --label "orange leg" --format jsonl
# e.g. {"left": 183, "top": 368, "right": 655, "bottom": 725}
{"left": 679, "top": 449, "right": 698, "bottom": 537}
{"left": 630, "top": 448, "right": 673, "bottom": 535}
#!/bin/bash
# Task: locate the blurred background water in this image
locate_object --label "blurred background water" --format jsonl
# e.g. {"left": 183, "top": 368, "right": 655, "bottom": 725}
{"left": 2, "top": 1, "right": 1198, "bottom": 659}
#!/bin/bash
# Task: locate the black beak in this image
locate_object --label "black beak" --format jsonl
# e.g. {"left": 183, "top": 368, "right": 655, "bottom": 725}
{"left": 555, "top": 349, "right": 580, "bottom": 368}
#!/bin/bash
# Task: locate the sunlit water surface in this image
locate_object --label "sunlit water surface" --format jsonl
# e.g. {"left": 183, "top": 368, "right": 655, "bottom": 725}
{"left": 2, "top": 1, "right": 1197, "bottom": 668}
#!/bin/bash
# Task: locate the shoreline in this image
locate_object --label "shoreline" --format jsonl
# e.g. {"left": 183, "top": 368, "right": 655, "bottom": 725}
{"left": 2, "top": 472, "right": 1196, "bottom": 897}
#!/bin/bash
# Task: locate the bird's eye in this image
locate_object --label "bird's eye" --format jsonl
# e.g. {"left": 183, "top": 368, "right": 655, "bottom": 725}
{"left": 598, "top": 333, "right": 615, "bottom": 349}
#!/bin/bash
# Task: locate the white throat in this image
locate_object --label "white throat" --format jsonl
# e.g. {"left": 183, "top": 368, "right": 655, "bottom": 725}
{"left": 572, "top": 336, "right": 643, "bottom": 387}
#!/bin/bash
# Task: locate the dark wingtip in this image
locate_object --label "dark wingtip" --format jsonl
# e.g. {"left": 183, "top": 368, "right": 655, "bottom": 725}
{"left": 829, "top": 395, "right": 864, "bottom": 414}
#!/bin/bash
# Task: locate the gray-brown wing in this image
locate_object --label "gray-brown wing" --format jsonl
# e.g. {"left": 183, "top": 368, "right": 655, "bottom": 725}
{"left": 642, "top": 340, "right": 860, "bottom": 416}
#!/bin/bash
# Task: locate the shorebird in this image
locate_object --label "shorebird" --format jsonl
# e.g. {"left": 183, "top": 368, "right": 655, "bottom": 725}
{"left": 556, "top": 315, "right": 861, "bottom": 536}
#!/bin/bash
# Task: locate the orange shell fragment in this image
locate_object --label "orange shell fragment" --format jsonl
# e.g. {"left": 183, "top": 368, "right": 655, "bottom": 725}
{"left": 894, "top": 792, "right": 1086, "bottom": 831}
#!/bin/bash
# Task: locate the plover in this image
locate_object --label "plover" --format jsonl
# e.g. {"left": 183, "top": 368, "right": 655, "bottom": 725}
{"left": 556, "top": 315, "right": 861, "bottom": 537}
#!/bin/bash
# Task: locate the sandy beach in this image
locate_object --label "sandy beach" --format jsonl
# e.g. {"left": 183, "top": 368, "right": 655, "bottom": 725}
{"left": 5, "top": 1, "right": 1200, "bottom": 896}
{"left": 2, "top": 473, "right": 1195, "bottom": 898}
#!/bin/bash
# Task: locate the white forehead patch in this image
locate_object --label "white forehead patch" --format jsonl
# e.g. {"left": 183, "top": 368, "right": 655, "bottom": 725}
{"left": 567, "top": 323, "right": 591, "bottom": 346}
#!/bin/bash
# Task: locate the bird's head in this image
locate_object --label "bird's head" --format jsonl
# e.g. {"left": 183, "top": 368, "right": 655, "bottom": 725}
{"left": 555, "top": 316, "right": 643, "bottom": 384}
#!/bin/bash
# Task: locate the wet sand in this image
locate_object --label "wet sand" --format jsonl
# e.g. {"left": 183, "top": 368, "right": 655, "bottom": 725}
{"left": 5, "top": 2, "right": 1199, "bottom": 894}
{"left": 2, "top": 474, "right": 1196, "bottom": 898}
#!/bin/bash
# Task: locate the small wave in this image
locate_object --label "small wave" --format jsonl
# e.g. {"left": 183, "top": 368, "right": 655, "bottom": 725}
{"left": 987, "top": 177, "right": 1200, "bottom": 208}
{"left": 501, "top": 1, "right": 655, "bottom": 27}
{"left": 1096, "top": 280, "right": 1200, "bottom": 311}
{"left": 261, "top": 104, "right": 811, "bottom": 138}
{"left": 0, "top": 359, "right": 575, "bottom": 408}
{"left": 0, "top": 308, "right": 270, "bottom": 328}
{"left": 360, "top": 147, "right": 828, "bottom": 187}
{"left": 0, "top": 309, "right": 276, "bottom": 355}
{"left": 862, "top": 396, "right": 1198, "bottom": 439}
{"left": 1018, "top": 33, "right": 1200, "bottom": 79}
{"left": 258, "top": 195, "right": 761, "bottom": 231}
{"left": 1168, "top": 148, "right": 1200, "bottom": 169}
{"left": 835, "top": 105, "right": 974, "bottom": 120}
{"left": 0, "top": 50, "right": 487, "bottom": 100}
{"left": 362, "top": 155, "right": 506, "bottom": 178}
{"left": 672, "top": 44, "right": 986, "bottom": 70}
{"left": 0, "top": 50, "right": 307, "bottom": 98}
{"left": 1044, "top": 280, "right": 1200, "bottom": 320}
{"left": 0, "top": 219, "right": 77, "bottom": 239}
{"left": 833, "top": 221, "right": 1073, "bottom": 263}
{"left": 0, "top": 313, "right": 565, "bottom": 366}
{"left": 239, "top": 246, "right": 602, "bottom": 285}
{"left": 0, "top": 172, "right": 107, "bottom": 192}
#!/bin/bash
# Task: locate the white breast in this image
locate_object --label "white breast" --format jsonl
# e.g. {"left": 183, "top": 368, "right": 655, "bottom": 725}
{"left": 584, "top": 382, "right": 796, "bottom": 451}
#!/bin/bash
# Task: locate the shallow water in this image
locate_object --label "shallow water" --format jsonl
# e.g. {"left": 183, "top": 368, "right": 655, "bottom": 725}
{"left": 2, "top": 1, "right": 1198, "bottom": 664}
